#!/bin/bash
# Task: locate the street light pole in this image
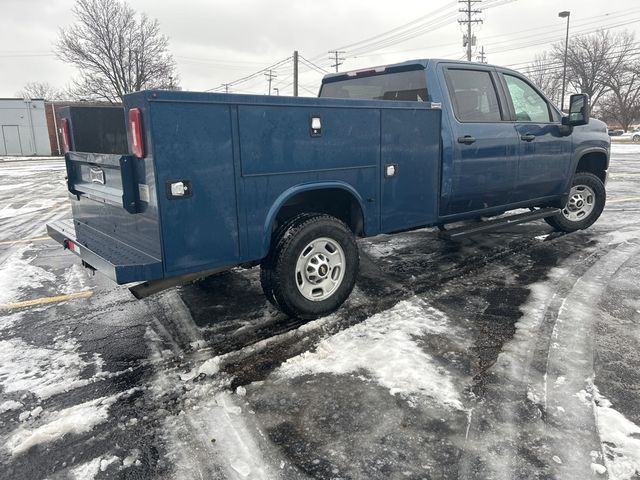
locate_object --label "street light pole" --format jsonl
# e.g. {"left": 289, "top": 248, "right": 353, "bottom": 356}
{"left": 559, "top": 11, "right": 570, "bottom": 112}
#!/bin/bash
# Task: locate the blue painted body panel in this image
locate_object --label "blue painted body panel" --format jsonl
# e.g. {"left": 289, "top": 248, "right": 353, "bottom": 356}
{"left": 380, "top": 108, "right": 441, "bottom": 231}
{"left": 48, "top": 59, "right": 610, "bottom": 285}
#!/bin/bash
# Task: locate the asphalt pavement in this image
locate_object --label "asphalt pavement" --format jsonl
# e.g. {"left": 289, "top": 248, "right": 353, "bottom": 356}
{"left": 0, "top": 145, "right": 639, "bottom": 480}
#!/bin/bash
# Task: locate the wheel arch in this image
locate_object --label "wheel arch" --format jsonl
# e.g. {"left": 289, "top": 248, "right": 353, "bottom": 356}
{"left": 262, "top": 182, "right": 366, "bottom": 257}
{"left": 573, "top": 148, "right": 609, "bottom": 183}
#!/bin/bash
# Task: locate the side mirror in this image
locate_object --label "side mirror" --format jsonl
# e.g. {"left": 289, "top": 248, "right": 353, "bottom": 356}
{"left": 567, "top": 93, "right": 590, "bottom": 127}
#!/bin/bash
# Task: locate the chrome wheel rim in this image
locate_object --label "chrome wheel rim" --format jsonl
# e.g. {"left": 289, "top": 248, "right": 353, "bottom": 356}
{"left": 562, "top": 184, "right": 595, "bottom": 222}
{"left": 295, "top": 237, "right": 346, "bottom": 301}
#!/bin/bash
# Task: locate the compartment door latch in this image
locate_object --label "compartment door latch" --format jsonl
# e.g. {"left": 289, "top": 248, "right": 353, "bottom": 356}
{"left": 166, "top": 180, "right": 192, "bottom": 199}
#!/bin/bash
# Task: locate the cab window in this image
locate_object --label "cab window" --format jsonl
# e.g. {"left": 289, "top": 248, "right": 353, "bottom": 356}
{"left": 446, "top": 69, "right": 502, "bottom": 123}
{"left": 319, "top": 69, "right": 428, "bottom": 102}
{"left": 504, "top": 74, "right": 551, "bottom": 123}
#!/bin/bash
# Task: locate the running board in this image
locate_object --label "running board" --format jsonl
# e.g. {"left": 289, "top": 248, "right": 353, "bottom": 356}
{"left": 439, "top": 208, "right": 560, "bottom": 239}
{"left": 129, "top": 267, "right": 227, "bottom": 299}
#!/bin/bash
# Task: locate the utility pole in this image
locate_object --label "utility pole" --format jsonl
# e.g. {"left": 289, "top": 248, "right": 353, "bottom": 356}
{"left": 458, "top": 0, "right": 483, "bottom": 61}
{"left": 221, "top": 83, "right": 230, "bottom": 93}
{"left": 328, "top": 50, "right": 345, "bottom": 72}
{"left": 477, "top": 46, "right": 487, "bottom": 63}
{"left": 265, "top": 70, "right": 277, "bottom": 95}
{"left": 559, "top": 11, "right": 571, "bottom": 111}
{"left": 293, "top": 50, "right": 299, "bottom": 97}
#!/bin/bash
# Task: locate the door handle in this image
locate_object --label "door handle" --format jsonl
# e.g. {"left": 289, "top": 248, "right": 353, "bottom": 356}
{"left": 520, "top": 134, "right": 536, "bottom": 142}
{"left": 457, "top": 136, "right": 476, "bottom": 145}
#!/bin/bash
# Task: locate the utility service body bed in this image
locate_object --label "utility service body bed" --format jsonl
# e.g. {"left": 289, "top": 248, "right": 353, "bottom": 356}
{"left": 48, "top": 89, "right": 442, "bottom": 285}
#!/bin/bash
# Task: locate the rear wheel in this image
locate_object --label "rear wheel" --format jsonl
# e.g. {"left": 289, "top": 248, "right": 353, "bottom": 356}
{"left": 545, "top": 171, "right": 606, "bottom": 232}
{"left": 260, "top": 214, "right": 359, "bottom": 319}
{"left": 633, "top": 134, "right": 640, "bottom": 143}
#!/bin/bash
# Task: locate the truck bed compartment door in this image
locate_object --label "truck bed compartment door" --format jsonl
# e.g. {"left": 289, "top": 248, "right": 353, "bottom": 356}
{"left": 380, "top": 108, "right": 441, "bottom": 232}
{"left": 150, "top": 102, "right": 240, "bottom": 275}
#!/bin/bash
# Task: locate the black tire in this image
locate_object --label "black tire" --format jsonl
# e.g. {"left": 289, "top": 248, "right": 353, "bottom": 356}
{"left": 633, "top": 134, "right": 640, "bottom": 143}
{"left": 544, "top": 171, "right": 606, "bottom": 232}
{"left": 260, "top": 213, "right": 317, "bottom": 308}
{"left": 260, "top": 214, "right": 359, "bottom": 319}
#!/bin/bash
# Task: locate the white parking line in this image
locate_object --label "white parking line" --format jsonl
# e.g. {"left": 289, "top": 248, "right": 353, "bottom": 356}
{"left": 0, "top": 236, "right": 51, "bottom": 246}
{"left": 607, "top": 197, "right": 640, "bottom": 205}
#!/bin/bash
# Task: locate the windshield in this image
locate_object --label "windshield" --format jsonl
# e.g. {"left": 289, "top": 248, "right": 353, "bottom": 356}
{"left": 319, "top": 69, "right": 428, "bottom": 102}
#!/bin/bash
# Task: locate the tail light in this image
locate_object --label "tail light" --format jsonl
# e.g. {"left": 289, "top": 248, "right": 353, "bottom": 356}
{"left": 61, "top": 118, "right": 72, "bottom": 153}
{"left": 129, "top": 108, "right": 145, "bottom": 158}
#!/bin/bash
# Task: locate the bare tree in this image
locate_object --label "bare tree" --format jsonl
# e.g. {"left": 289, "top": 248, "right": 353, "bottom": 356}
{"left": 16, "top": 81, "right": 65, "bottom": 101}
{"left": 599, "top": 60, "right": 640, "bottom": 132}
{"left": 552, "top": 30, "right": 636, "bottom": 109}
{"left": 525, "top": 53, "right": 562, "bottom": 106}
{"left": 57, "top": 0, "right": 179, "bottom": 103}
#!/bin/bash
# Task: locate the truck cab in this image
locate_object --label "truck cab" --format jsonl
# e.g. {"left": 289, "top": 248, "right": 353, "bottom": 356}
{"left": 319, "top": 59, "right": 609, "bottom": 220}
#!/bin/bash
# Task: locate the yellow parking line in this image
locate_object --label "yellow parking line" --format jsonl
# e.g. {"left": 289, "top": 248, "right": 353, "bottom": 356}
{"left": 0, "top": 236, "right": 51, "bottom": 246}
{"left": 608, "top": 197, "right": 640, "bottom": 205}
{"left": 0, "top": 291, "right": 93, "bottom": 311}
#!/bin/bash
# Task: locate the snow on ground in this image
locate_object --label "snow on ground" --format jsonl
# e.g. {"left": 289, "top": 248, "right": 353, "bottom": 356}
{"left": 59, "top": 263, "right": 91, "bottom": 295}
{"left": 0, "top": 182, "right": 31, "bottom": 193}
{"left": 162, "top": 391, "right": 278, "bottom": 480}
{"left": 0, "top": 309, "right": 25, "bottom": 332}
{"left": 0, "top": 336, "right": 102, "bottom": 400}
{"left": 0, "top": 244, "right": 57, "bottom": 304}
{"left": 0, "top": 400, "right": 23, "bottom": 414}
{"left": 0, "top": 156, "right": 62, "bottom": 162}
{"left": 278, "top": 297, "right": 466, "bottom": 410}
{"left": 360, "top": 233, "right": 425, "bottom": 259}
{"left": 601, "top": 225, "right": 640, "bottom": 246}
{"left": 574, "top": 383, "right": 640, "bottom": 480}
{"left": 145, "top": 324, "right": 281, "bottom": 480}
{"left": 5, "top": 389, "right": 138, "bottom": 456}
{"left": 69, "top": 455, "right": 120, "bottom": 480}
{"left": 0, "top": 198, "right": 60, "bottom": 220}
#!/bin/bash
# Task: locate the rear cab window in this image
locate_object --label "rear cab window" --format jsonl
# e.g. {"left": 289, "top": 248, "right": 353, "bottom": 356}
{"left": 445, "top": 68, "right": 503, "bottom": 123}
{"left": 319, "top": 69, "right": 428, "bottom": 102}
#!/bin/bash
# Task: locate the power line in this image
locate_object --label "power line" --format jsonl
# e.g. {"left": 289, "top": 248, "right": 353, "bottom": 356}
{"left": 334, "top": 0, "right": 513, "bottom": 62}
{"left": 325, "top": 1, "right": 459, "bottom": 54}
{"left": 206, "top": 56, "right": 291, "bottom": 92}
{"left": 338, "top": 7, "right": 629, "bottom": 61}
{"left": 298, "top": 55, "right": 329, "bottom": 74}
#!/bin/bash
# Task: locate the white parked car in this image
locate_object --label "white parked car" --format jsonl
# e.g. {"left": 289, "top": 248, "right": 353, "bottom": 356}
{"left": 620, "top": 129, "right": 640, "bottom": 142}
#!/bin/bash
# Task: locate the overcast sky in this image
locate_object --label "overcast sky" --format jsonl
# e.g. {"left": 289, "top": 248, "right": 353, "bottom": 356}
{"left": 1, "top": 0, "right": 639, "bottom": 97}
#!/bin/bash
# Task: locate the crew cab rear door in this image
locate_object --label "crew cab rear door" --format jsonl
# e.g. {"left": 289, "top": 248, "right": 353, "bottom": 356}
{"left": 440, "top": 65, "right": 519, "bottom": 216}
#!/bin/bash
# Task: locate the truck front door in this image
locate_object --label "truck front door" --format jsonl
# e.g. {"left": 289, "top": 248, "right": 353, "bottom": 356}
{"left": 441, "top": 66, "right": 519, "bottom": 216}
{"left": 499, "top": 73, "right": 572, "bottom": 202}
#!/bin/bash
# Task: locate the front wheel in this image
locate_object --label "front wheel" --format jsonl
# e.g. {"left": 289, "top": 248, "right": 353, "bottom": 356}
{"left": 633, "top": 134, "right": 640, "bottom": 143}
{"left": 260, "top": 214, "right": 359, "bottom": 319}
{"left": 544, "top": 171, "right": 606, "bottom": 232}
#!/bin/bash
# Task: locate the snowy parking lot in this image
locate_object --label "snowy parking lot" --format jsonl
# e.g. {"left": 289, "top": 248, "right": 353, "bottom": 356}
{"left": 0, "top": 145, "right": 639, "bottom": 480}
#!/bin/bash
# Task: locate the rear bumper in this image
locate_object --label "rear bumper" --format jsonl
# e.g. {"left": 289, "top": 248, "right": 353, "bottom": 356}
{"left": 47, "top": 219, "right": 164, "bottom": 285}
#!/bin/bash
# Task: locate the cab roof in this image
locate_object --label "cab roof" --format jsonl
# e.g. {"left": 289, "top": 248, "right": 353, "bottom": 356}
{"left": 321, "top": 58, "right": 522, "bottom": 84}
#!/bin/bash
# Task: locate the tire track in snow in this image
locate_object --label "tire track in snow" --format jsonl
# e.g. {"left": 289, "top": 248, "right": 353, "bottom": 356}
{"left": 459, "top": 241, "right": 640, "bottom": 479}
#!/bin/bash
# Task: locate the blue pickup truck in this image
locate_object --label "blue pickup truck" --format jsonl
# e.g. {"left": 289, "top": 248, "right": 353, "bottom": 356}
{"left": 47, "top": 59, "right": 610, "bottom": 319}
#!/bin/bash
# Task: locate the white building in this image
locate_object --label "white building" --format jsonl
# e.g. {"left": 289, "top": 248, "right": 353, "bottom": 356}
{"left": 0, "top": 98, "right": 51, "bottom": 156}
